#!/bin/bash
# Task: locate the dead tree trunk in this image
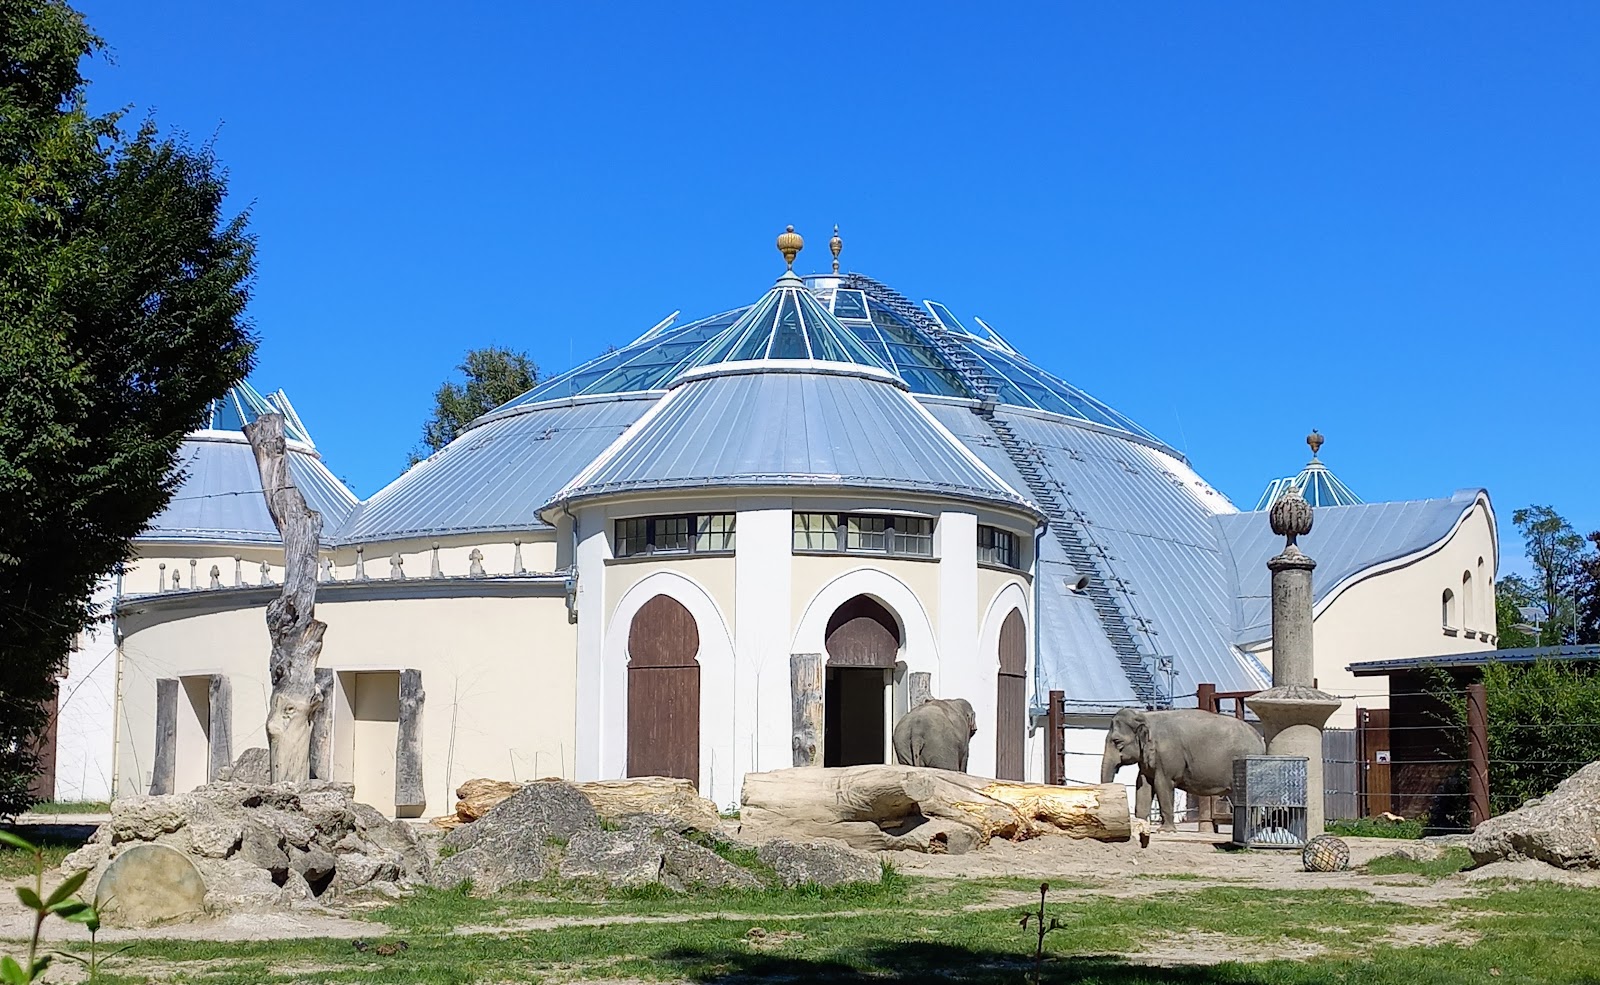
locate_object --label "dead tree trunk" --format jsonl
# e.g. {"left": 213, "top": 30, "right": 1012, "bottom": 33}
{"left": 243, "top": 412, "right": 326, "bottom": 784}
{"left": 740, "top": 765, "right": 1133, "bottom": 853}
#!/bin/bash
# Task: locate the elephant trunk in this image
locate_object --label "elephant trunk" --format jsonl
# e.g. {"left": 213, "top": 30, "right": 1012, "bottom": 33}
{"left": 1100, "top": 739, "right": 1121, "bottom": 784}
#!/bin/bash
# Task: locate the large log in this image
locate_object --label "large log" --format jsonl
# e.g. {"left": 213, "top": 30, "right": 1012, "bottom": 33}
{"left": 150, "top": 678, "right": 177, "bottom": 795}
{"left": 740, "top": 765, "right": 1132, "bottom": 853}
{"left": 243, "top": 412, "right": 326, "bottom": 784}
{"left": 206, "top": 674, "right": 232, "bottom": 782}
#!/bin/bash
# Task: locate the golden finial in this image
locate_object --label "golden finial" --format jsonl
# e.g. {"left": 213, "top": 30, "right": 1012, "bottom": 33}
{"left": 776, "top": 225, "right": 804, "bottom": 271}
{"left": 1307, "top": 429, "right": 1324, "bottom": 459}
{"left": 829, "top": 224, "right": 842, "bottom": 274}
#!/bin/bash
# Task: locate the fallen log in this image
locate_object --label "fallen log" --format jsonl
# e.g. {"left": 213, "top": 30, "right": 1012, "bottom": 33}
{"left": 739, "top": 765, "right": 1131, "bottom": 852}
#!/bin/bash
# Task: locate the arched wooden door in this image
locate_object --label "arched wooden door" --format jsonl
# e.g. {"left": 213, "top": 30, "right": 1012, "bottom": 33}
{"left": 996, "top": 609, "right": 1027, "bottom": 780}
{"left": 824, "top": 596, "right": 900, "bottom": 767}
{"left": 626, "top": 595, "right": 700, "bottom": 782}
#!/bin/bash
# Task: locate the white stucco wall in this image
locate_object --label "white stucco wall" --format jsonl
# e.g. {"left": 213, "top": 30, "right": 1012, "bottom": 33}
{"left": 53, "top": 574, "right": 119, "bottom": 802}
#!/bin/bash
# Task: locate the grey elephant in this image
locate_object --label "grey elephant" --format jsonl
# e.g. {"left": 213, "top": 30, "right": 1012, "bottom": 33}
{"left": 893, "top": 698, "right": 978, "bottom": 772}
{"left": 1100, "top": 708, "right": 1264, "bottom": 832}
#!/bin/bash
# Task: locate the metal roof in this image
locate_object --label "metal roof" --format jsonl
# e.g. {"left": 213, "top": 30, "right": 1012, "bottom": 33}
{"left": 922, "top": 400, "right": 1270, "bottom": 711}
{"left": 338, "top": 395, "right": 655, "bottom": 542}
{"left": 550, "top": 369, "right": 1039, "bottom": 516}
{"left": 1214, "top": 489, "right": 1488, "bottom": 644}
{"left": 1349, "top": 645, "right": 1600, "bottom": 676}
{"left": 1255, "top": 459, "right": 1363, "bottom": 510}
{"left": 140, "top": 433, "right": 357, "bottom": 545}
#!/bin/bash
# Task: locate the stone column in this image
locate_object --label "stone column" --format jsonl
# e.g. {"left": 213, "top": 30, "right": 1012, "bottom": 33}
{"left": 1245, "top": 486, "right": 1341, "bottom": 836}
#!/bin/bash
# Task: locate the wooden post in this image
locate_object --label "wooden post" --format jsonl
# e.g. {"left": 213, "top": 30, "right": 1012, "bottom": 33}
{"left": 395, "top": 669, "right": 425, "bottom": 813}
{"left": 28, "top": 685, "right": 60, "bottom": 802}
{"left": 1467, "top": 682, "right": 1490, "bottom": 828}
{"left": 151, "top": 678, "right": 178, "bottom": 795}
{"left": 206, "top": 674, "right": 233, "bottom": 782}
{"left": 309, "top": 668, "right": 335, "bottom": 780}
{"left": 1195, "top": 683, "right": 1217, "bottom": 833}
{"left": 791, "top": 653, "right": 825, "bottom": 767}
{"left": 243, "top": 412, "right": 327, "bottom": 783}
{"left": 908, "top": 671, "right": 932, "bottom": 709}
{"left": 1047, "top": 690, "right": 1065, "bottom": 785}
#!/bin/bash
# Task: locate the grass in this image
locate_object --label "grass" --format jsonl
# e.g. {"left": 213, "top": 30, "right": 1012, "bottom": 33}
{"left": 1326, "top": 816, "right": 1426, "bottom": 840}
{"left": 1365, "top": 847, "right": 1473, "bottom": 879}
{"left": 0, "top": 829, "right": 79, "bottom": 879}
{"left": 20, "top": 800, "right": 110, "bottom": 815}
{"left": 51, "top": 882, "right": 1600, "bottom": 983}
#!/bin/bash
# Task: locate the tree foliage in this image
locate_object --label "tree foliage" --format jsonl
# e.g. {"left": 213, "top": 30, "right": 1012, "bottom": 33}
{"left": 1508, "top": 505, "right": 1598, "bottom": 645}
{"left": 0, "top": 0, "right": 255, "bottom": 815}
{"left": 412, "top": 346, "right": 538, "bottom": 463}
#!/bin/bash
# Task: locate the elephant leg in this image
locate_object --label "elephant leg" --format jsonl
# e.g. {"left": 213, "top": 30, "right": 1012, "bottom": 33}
{"left": 1134, "top": 772, "right": 1153, "bottom": 822}
{"left": 1155, "top": 773, "right": 1179, "bottom": 832}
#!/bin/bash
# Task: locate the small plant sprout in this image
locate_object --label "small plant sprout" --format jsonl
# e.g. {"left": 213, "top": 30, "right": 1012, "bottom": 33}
{"left": 1017, "top": 880, "right": 1067, "bottom": 985}
{"left": 0, "top": 829, "right": 94, "bottom": 984}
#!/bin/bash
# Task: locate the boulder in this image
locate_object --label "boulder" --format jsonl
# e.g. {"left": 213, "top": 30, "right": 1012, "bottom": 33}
{"left": 94, "top": 844, "right": 208, "bottom": 927}
{"left": 557, "top": 828, "right": 668, "bottom": 887}
{"left": 215, "top": 747, "right": 272, "bottom": 785}
{"left": 1466, "top": 760, "right": 1600, "bottom": 871}
{"left": 455, "top": 778, "right": 523, "bottom": 823}
{"left": 444, "top": 780, "right": 598, "bottom": 853}
{"left": 1376, "top": 843, "right": 1444, "bottom": 864}
{"left": 661, "top": 837, "right": 762, "bottom": 890}
{"left": 575, "top": 778, "right": 722, "bottom": 833}
{"left": 756, "top": 839, "right": 883, "bottom": 888}
{"left": 434, "top": 843, "right": 552, "bottom": 893}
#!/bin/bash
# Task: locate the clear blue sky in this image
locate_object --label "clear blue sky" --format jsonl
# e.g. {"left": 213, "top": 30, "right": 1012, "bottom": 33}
{"left": 77, "top": 2, "right": 1599, "bottom": 573}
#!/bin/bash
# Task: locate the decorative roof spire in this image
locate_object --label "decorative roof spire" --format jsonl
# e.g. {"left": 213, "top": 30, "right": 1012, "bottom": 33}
{"left": 776, "top": 225, "right": 803, "bottom": 271}
{"left": 829, "top": 224, "right": 842, "bottom": 274}
{"left": 1307, "top": 428, "right": 1324, "bottom": 460}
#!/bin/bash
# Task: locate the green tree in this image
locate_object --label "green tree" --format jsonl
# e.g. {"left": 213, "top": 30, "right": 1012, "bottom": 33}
{"left": 412, "top": 346, "right": 539, "bottom": 463}
{"left": 0, "top": 0, "right": 255, "bottom": 815}
{"left": 1509, "top": 506, "right": 1595, "bottom": 645}
{"left": 1494, "top": 573, "right": 1538, "bottom": 649}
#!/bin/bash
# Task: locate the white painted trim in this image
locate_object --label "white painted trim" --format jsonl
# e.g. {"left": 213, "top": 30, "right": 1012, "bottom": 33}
{"left": 597, "top": 569, "right": 738, "bottom": 808}
{"left": 978, "top": 579, "right": 1031, "bottom": 778}
{"left": 791, "top": 566, "right": 941, "bottom": 681}
{"left": 669, "top": 359, "right": 908, "bottom": 390}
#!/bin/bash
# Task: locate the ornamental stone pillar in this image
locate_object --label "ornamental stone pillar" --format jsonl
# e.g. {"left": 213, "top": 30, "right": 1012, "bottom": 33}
{"left": 1246, "top": 484, "right": 1341, "bottom": 836}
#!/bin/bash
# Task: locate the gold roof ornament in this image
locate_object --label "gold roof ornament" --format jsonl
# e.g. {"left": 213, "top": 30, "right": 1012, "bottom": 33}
{"left": 829, "top": 224, "right": 843, "bottom": 274}
{"left": 776, "top": 225, "right": 804, "bottom": 271}
{"left": 1307, "top": 429, "right": 1324, "bottom": 460}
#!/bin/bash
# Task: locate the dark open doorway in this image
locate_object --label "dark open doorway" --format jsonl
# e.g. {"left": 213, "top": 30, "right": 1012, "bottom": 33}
{"left": 823, "top": 595, "right": 900, "bottom": 767}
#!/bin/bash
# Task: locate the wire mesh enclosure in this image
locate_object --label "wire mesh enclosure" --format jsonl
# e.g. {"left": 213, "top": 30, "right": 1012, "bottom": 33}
{"left": 1232, "top": 755, "right": 1309, "bottom": 849}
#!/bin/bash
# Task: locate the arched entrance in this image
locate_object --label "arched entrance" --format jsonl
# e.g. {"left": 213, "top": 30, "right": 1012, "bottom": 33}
{"left": 627, "top": 595, "right": 700, "bottom": 782}
{"left": 996, "top": 609, "right": 1027, "bottom": 780}
{"left": 824, "top": 595, "right": 900, "bottom": 767}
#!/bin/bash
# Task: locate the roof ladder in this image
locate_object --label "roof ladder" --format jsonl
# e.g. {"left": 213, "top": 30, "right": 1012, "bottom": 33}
{"left": 977, "top": 409, "right": 1168, "bottom": 708}
{"left": 840, "top": 273, "right": 997, "bottom": 401}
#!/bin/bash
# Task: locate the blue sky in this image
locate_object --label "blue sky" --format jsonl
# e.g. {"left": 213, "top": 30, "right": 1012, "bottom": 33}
{"left": 78, "top": 2, "right": 1599, "bottom": 573}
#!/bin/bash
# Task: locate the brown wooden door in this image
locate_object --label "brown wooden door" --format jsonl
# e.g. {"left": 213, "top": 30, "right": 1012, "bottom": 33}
{"left": 627, "top": 595, "right": 701, "bottom": 783}
{"left": 1358, "top": 706, "right": 1392, "bottom": 817}
{"left": 825, "top": 596, "right": 900, "bottom": 667}
{"left": 996, "top": 609, "right": 1026, "bottom": 780}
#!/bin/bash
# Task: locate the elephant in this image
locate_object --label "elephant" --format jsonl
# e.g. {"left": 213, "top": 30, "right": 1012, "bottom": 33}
{"left": 893, "top": 698, "right": 978, "bottom": 772}
{"left": 1100, "top": 708, "right": 1264, "bottom": 832}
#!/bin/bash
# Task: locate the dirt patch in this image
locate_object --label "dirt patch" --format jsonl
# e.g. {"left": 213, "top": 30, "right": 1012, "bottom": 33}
{"left": 1115, "top": 930, "right": 1326, "bottom": 966}
{"left": 1463, "top": 860, "right": 1600, "bottom": 887}
{"left": 1382, "top": 922, "right": 1481, "bottom": 949}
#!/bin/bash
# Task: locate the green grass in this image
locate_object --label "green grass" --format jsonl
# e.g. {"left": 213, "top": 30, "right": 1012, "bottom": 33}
{"left": 0, "top": 830, "right": 79, "bottom": 879}
{"left": 21, "top": 800, "right": 110, "bottom": 815}
{"left": 1365, "top": 847, "right": 1473, "bottom": 879}
{"left": 53, "top": 882, "right": 1600, "bottom": 984}
{"left": 1327, "top": 816, "right": 1426, "bottom": 839}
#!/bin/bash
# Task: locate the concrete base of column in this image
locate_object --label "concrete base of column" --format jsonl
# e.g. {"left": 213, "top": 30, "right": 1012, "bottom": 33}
{"left": 1247, "top": 684, "right": 1341, "bottom": 839}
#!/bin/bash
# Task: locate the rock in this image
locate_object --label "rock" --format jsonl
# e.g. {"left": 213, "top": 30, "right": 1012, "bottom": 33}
{"left": 661, "top": 836, "right": 761, "bottom": 890}
{"left": 237, "top": 816, "right": 290, "bottom": 872}
{"left": 94, "top": 844, "right": 208, "bottom": 927}
{"left": 290, "top": 845, "right": 338, "bottom": 888}
{"left": 455, "top": 778, "right": 523, "bottom": 823}
{"left": 444, "top": 780, "right": 598, "bottom": 853}
{"left": 1464, "top": 859, "right": 1600, "bottom": 887}
{"left": 575, "top": 777, "right": 721, "bottom": 833}
{"left": 756, "top": 839, "right": 883, "bottom": 888}
{"left": 434, "top": 844, "right": 551, "bottom": 893}
{"left": 198, "top": 856, "right": 294, "bottom": 910}
{"left": 215, "top": 747, "right": 271, "bottom": 785}
{"left": 1466, "top": 760, "right": 1600, "bottom": 870}
{"left": 558, "top": 828, "right": 667, "bottom": 887}
{"left": 107, "top": 795, "right": 192, "bottom": 843}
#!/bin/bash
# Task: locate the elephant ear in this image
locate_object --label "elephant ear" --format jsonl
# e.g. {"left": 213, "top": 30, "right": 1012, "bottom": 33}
{"left": 1133, "top": 713, "right": 1158, "bottom": 770}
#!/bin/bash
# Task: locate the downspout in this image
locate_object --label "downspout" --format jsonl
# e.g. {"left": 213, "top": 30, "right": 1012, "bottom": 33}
{"left": 110, "top": 569, "right": 124, "bottom": 801}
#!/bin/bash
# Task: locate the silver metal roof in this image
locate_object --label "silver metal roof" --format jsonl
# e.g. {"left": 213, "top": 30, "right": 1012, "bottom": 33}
{"left": 338, "top": 396, "right": 655, "bottom": 543}
{"left": 550, "top": 369, "right": 1039, "bottom": 516}
{"left": 922, "top": 400, "right": 1271, "bottom": 710}
{"left": 140, "top": 433, "right": 357, "bottom": 545}
{"left": 1214, "top": 489, "right": 1488, "bottom": 645}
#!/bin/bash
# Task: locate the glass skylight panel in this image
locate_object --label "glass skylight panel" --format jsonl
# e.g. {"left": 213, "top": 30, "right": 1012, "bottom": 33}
{"left": 768, "top": 293, "right": 809, "bottom": 358}
{"left": 924, "top": 301, "right": 970, "bottom": 334}
{"left": 831, "top": 289, "right": 870, "bottom": 320}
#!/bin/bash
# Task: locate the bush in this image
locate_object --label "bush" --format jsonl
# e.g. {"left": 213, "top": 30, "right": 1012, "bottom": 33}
{"left": 1327, "top": 816, "right": 1425, "bottom": 840}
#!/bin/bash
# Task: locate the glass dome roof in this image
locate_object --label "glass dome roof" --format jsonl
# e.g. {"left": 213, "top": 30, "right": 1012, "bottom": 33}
{"left": 488, "top": 270, "right": 1169, "bottom": 452}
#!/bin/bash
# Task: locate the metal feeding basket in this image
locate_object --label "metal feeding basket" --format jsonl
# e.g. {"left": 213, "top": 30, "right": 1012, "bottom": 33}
{"left": 1231, "top": 755, "right": 1309, "bottom": 849}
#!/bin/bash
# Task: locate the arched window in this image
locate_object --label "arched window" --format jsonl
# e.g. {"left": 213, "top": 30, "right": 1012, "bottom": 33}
{"left": 1442, "top": 588, "right": 1457, "bottom": 629}
{"left": 1462, "top": 571, "right": 1474, "bottom": 631}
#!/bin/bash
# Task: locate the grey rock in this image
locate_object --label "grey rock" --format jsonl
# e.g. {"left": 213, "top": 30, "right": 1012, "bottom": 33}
{"left": 216, "top": 747, "right": 271, "bottom": 785}
{"left": 1375, "top": 843, "right": 1444, "bottom": 864}
{"left": 558, "top": 828, "right": 667, "bottom": 887}
{"left": 756, "top": 839, "right": 883, "bottom": 888}
{"left": 290, "top": 846, "right": 338, "bottom": 886}
{"left": 1467, "top": 760, "right": 1600, "bottom": 870}
{"left": 95, "top": 844, "right": 207, "bottom": 927}
{"left": 661, "top": 836, "right": 761, "bottom": 890}
{"left": 434, "top": 844, "right": 551, "bottom": 894}
{"left": 445, "top": 779, "right": 598, "bottom": 852}
{"left": 108, "top": 794, "right": 192, "bottom": 843}
{"left": 237, "top": 817, "right": 290, "bottom": 872}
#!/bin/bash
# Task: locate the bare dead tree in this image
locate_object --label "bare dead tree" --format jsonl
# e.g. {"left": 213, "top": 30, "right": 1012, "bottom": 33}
{"left": 243, "top": 412, "right": 326, "bottom": 783}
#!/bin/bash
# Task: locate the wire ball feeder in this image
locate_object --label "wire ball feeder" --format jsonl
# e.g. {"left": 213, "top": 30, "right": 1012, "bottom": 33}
{"left": 1301, "top": 834, "right": 1351, "bottom": 873}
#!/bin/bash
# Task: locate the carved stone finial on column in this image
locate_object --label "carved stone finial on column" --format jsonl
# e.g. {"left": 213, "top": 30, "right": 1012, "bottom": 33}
{"left": 430, "top": 542, "right": 441, "bottom": 579}
{"left": 259, "top": 560, "right": 274, "bottom": 587}
{"left": 468, "top": 548, "right": 486, "bottom": 578}
{"left": 189, "top": 558, "right": 198, "bottom": 589}
{"left": 512, "top": 539, "right": 525, "bottom": 575}
{"left": 158, "top": 562, "right": 167, "bottom": 592}
{"left": 390, "top": 554, "right": 405, "bottom": 580}
{"left": 355, "top": 545, "right": 367, "bottom": 581}
{"left": 321, "top": 556, "right": 336, "bottom": 582}
{"left": 234, "top": 556, "right": 243, "bottom": 587}
{"left": 171, "top": 568, "right": 181, "bottom": 591}
{"left": 1269, "top": 483, "right": 1313, "bottom": 552}
{"left": 209, "top": 564, "right": 221, "bottom": 590}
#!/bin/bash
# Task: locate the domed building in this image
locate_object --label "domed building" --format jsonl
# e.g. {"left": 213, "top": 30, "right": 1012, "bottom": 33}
{"left": 98, "top": 229, "right": 1499, "bottom": 816}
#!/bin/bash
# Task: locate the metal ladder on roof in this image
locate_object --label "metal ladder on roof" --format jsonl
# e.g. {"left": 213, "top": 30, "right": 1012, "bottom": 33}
{"left": 978, "top": 409, "right": 1167, "bottom": 708}
{"left": 839, "top": 273, "right": 996, "bottom": 400}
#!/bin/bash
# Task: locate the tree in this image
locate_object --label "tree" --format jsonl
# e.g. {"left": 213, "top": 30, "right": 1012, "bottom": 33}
{"left": 0, "top": 1, "right": 255, "bottom": 814}
{"left": 1509, "top": 506, "right": 1596, "bottom": 646}
{"left": 411, "top": 346, "right": 539, "bottom": 464}
{"left": 1494, "top": 574, "right": 1538, "bottom": 649}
